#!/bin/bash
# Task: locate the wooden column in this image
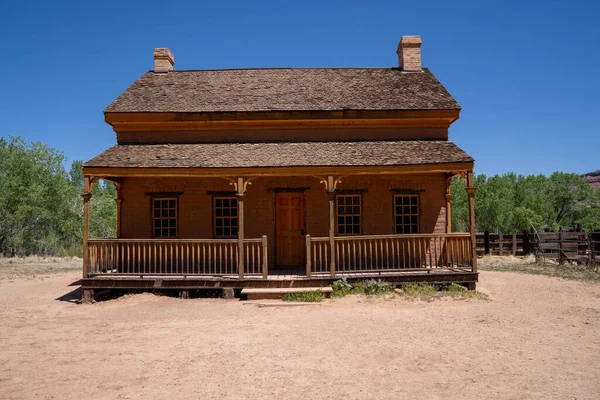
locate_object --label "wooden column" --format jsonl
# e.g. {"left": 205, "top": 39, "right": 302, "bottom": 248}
{"left": 237, "top": 177, "right": 245, "bottom": 278}
{"left": 466, "top": 171, "right": 477, "bottom": 272}
{"left": 445, "top": 175, "right": 453, "bottom": 233}
{"left": 114, "top": 182, "right": 122, "bottom": 238}
{"left": 445, "top": 193, "right": 453, "bottom": 233}
{"left": 82, "top": 176, "right": 92, "bottom": 278}
{"left": 327, "top": 176, "right": 336, "bottom": 278}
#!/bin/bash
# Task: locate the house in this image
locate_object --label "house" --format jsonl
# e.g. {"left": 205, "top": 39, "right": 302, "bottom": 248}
{"left": 81, "top": 36, "right": 477, "bottom": 301}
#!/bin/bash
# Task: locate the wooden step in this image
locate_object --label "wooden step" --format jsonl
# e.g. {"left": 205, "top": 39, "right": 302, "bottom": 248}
{"left": 241, "top": 287, "right": 333, "bottom": 300}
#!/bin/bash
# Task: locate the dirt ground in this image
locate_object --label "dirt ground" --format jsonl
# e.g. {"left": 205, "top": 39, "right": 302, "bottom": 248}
{"left": 0, "top": 258, "right": 599, "bottom": 399}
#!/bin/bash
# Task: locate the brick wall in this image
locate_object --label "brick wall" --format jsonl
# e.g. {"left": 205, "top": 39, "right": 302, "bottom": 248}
{"left": 119, "top": 173, "right": 447, "bottom": 266}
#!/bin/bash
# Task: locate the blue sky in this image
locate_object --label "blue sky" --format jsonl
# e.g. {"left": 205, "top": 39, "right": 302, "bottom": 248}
{"left": 1, "top": 0, "right": 598, "bottom": 176}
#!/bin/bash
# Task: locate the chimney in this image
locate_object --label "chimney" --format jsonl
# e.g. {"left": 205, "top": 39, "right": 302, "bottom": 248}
{"left": 153, "top": 48, "right": 174, "bottom": 73}
{"left": 396, "top": 36, "right": 422, "bottom": 72}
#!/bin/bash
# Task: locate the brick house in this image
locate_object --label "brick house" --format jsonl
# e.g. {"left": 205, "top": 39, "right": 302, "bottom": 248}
{"left": 81, "top": 36, "right": 477, "bottom": 299}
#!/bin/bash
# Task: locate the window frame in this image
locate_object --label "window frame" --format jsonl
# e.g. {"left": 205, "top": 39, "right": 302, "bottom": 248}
{"left": 393, "top": 193, "right": 420, "bottom": 234}
{"left": 212, "top": 196, "right": 239, "bottom": 238}
{"left": 151, "top": 196, "right": 179, "bottom": 239}
{"left": 335, "top": 194, "right": 363, "bottom": 236}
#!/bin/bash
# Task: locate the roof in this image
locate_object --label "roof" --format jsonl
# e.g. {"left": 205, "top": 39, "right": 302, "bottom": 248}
{"left": 104, "top": 68, "right": 460, "bottom": 113}
{"left": 83, "top": 140, "right": 473, "bottom": 169}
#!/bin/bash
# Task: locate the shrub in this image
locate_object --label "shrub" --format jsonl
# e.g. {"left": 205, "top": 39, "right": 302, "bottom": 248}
{"left": 332, "top": 277, "right": 353, "bottom": 297}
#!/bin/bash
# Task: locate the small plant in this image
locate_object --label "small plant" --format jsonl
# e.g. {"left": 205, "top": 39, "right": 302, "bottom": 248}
{"left": 353, "top": 279, "right": 393, "bottom": 295}
{"left": 282, "top": 291, "right": 325, "bottom": 302}
{"left": 332, "top": 277, "right": 353, "bottom": 297}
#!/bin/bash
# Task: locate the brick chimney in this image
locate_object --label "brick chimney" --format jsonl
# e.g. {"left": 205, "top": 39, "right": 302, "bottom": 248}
{"left": 396, "top": 36, "right": 422, "bottom": 72}
{"left": 153, "top": 48, "right": 174, "bottom": 73}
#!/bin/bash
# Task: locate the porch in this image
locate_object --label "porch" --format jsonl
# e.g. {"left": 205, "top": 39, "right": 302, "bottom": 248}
{"left": 82, "top": 232, "right": 477, "bottom": 293}
{"left": 80, "top": 166, "right": 478, "bottom": 296}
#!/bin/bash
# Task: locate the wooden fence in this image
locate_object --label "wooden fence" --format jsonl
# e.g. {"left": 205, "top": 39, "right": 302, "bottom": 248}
{"left": 476, "top": 231, "right": 600, "bottom": 264}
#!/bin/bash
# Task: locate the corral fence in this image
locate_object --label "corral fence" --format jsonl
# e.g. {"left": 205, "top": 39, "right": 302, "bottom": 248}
{"left": 476, "top": 230, "right": 600, "bottom": 265}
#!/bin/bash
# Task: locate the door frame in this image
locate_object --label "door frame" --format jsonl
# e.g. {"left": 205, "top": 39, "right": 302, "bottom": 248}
{"left": 274, "top": 190, "right": 307, "bottom": 268}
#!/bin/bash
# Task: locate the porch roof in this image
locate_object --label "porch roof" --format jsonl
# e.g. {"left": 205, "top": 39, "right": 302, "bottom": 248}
{"left": 83, "top": 140, "right": 473, "bottom": 169}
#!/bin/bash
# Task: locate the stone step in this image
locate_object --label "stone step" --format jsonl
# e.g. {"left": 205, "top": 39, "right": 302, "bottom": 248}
{"left": 241, "top": 286, "right": 333, "bottom": 300}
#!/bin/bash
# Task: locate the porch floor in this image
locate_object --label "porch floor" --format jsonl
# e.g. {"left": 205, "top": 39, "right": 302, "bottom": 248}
{"left": 83, "top": 268, "right": 478, "bottom": 290}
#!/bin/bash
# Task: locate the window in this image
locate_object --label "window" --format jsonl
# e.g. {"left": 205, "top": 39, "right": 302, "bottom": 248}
{"left": 336, "top": 194, "right": 362, "bottom": 235}
{"left": 152, "top": 198, "right": 177, "bottom": 238}
{"left": 214, "top": 197, "right": 238, "bottom": 238}
{"left": 394, "top": 194, "right": 419, "bottom": 234}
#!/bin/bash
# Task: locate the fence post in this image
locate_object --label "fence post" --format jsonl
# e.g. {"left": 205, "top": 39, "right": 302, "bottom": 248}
{"left": 499, "top": 233, "right": 504, "bottom": 256}
{"left": 261, "top": 235, "right": 268, "bottom": 279}
{"left": 558, "top": 229, "right": 564, "bottom": 264}
{"left": 484, "top": 231, "right": 490, "bottom": 255}
{"left": 523, "top": 230, "right": 530, "bottom": 255}
{"left": 305, "top": 235, "right": 312, "bottom": 278}
{"left": 512, "top": 234, "right": 517, "bottom": 256}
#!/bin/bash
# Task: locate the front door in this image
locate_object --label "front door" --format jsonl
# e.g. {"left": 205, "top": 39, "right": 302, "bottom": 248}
{"left": 276, "top": 193, "right": 306, "bottom": 267}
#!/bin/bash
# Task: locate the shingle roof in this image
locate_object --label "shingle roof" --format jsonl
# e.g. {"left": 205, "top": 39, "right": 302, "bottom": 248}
{"left": 104, "top": 68, "right": 460, "bottom": 113}
{"left": 83, "top": 141, "right": 473, "bottom": 169}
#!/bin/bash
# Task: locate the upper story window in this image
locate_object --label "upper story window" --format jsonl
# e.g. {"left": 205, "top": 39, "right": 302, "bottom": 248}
{"left": 336, "top": 194, "right": 362, "bottom": 235}
{"left": 214, "top": 197, "right": 238, "bottom": 238}
{"left": 394, "top": 194, "right": 419, "bottom": 234}
{"left": 152, "top": 198, "right": 178, "bottom": 238}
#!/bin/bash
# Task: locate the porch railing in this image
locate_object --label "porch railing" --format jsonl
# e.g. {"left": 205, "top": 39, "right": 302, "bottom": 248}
{"left": 86, "top": 236, "right": 267, "bottom": 277}
{"left": 305, "top": 233, "right": 473, "bottom": 277}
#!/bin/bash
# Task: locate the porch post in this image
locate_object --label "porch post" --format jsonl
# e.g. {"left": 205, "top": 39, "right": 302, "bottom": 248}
{"left": 237, "top": 177, "right": 245, "bottom": 278}
{"left": 445, "top": 174, "right": 453, "bottom": 233}
{"left": 114, "top": 182, "right": 122, "bottom": 238}
{"left": 82, "top": 176, "right": 92, "bottom": 278}
{"left": 327, "top": 176, "right": 336, "bottom": 277}
{"left": 466, "top": 171, "right": 477, "bottom": 272}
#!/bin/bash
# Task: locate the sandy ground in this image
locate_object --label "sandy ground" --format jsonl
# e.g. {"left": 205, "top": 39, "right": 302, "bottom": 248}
{"left": 0, "top": 259, "right": 599, "bottom": 399}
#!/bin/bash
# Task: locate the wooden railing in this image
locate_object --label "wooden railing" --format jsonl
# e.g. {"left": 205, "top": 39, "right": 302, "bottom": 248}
{"left": 306, "top": 233, "right": 473, "bottom": 277}
{"left": 87, "top": 236, "right": 268, "bottom": 277}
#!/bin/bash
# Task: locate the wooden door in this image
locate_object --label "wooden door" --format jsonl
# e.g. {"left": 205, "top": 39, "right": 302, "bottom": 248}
{"left": 276, "top": 193, "right": 306, "bottom": 267}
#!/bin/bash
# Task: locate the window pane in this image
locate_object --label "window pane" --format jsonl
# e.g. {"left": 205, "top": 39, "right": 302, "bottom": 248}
{"left": 169, "top": 219, "right": 176, "bottom": 227}
{"left": 154, "top": 229, "right": 161, "bottom": 237}
{"left": 231, "top": 207, "right": 237, "bottom": 216}
{"left": 231, "top": 218, "right": 238, "bottom": 228}
{"left": 353, "top": 196, "right": 360, "bottom": 205}
{"left": 338, "top": 197, "right": 345, "bottom": 206}
{"left": 404, "top": 206, "right": 410, "bottom": 214}
{"left": 411, "top": 216, "right": 418, "bottom": 224}
{"left": 338, "top": 216, "right": 344, "bottom": 225}
{"left": 169, "top": 200, "right": 175, "bottom": 208}
{"left": 411, "top": 206, "right": 418, "bottom": 214}
{"left": 410, "top": 196, "right": 418, "bottom": 205}
{"left": 231, "top": 227, "right": 238, "bottom": 236}
{"left": 353, "top": 225, "right": 360, "bottom": 234}
{"left": 215, "top": 199, "right": 222, "bottom": 207}
{"left": 353, "top": 216, "right": 360, "bottom": 225}
{"left": 169, "top": 209, "right": 176, "bottom": 217}
{"left": 223, "top": 208, "right": 230, "bottom": 216}
{"left": 169, "top": 228, "right": 176, "bottom": 237}
{"left": 338, "top": 206, "right": 344, "bottom": 214}
{"left": 161, "top": 200, "right": 168, "bottom": 208}
{"left": 223, "top": 228, "right": 230, "bottom": 236}
{"left": 216, "top": 227, "right": 223, "bottom": 236}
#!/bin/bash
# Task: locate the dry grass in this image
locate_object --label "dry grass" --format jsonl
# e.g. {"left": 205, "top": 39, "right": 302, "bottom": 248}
{"left": 0, "top": 256, "right": 81, "bottom": 280}
{"left": 478, "top": 255, "right": 600, "bottom": 282}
